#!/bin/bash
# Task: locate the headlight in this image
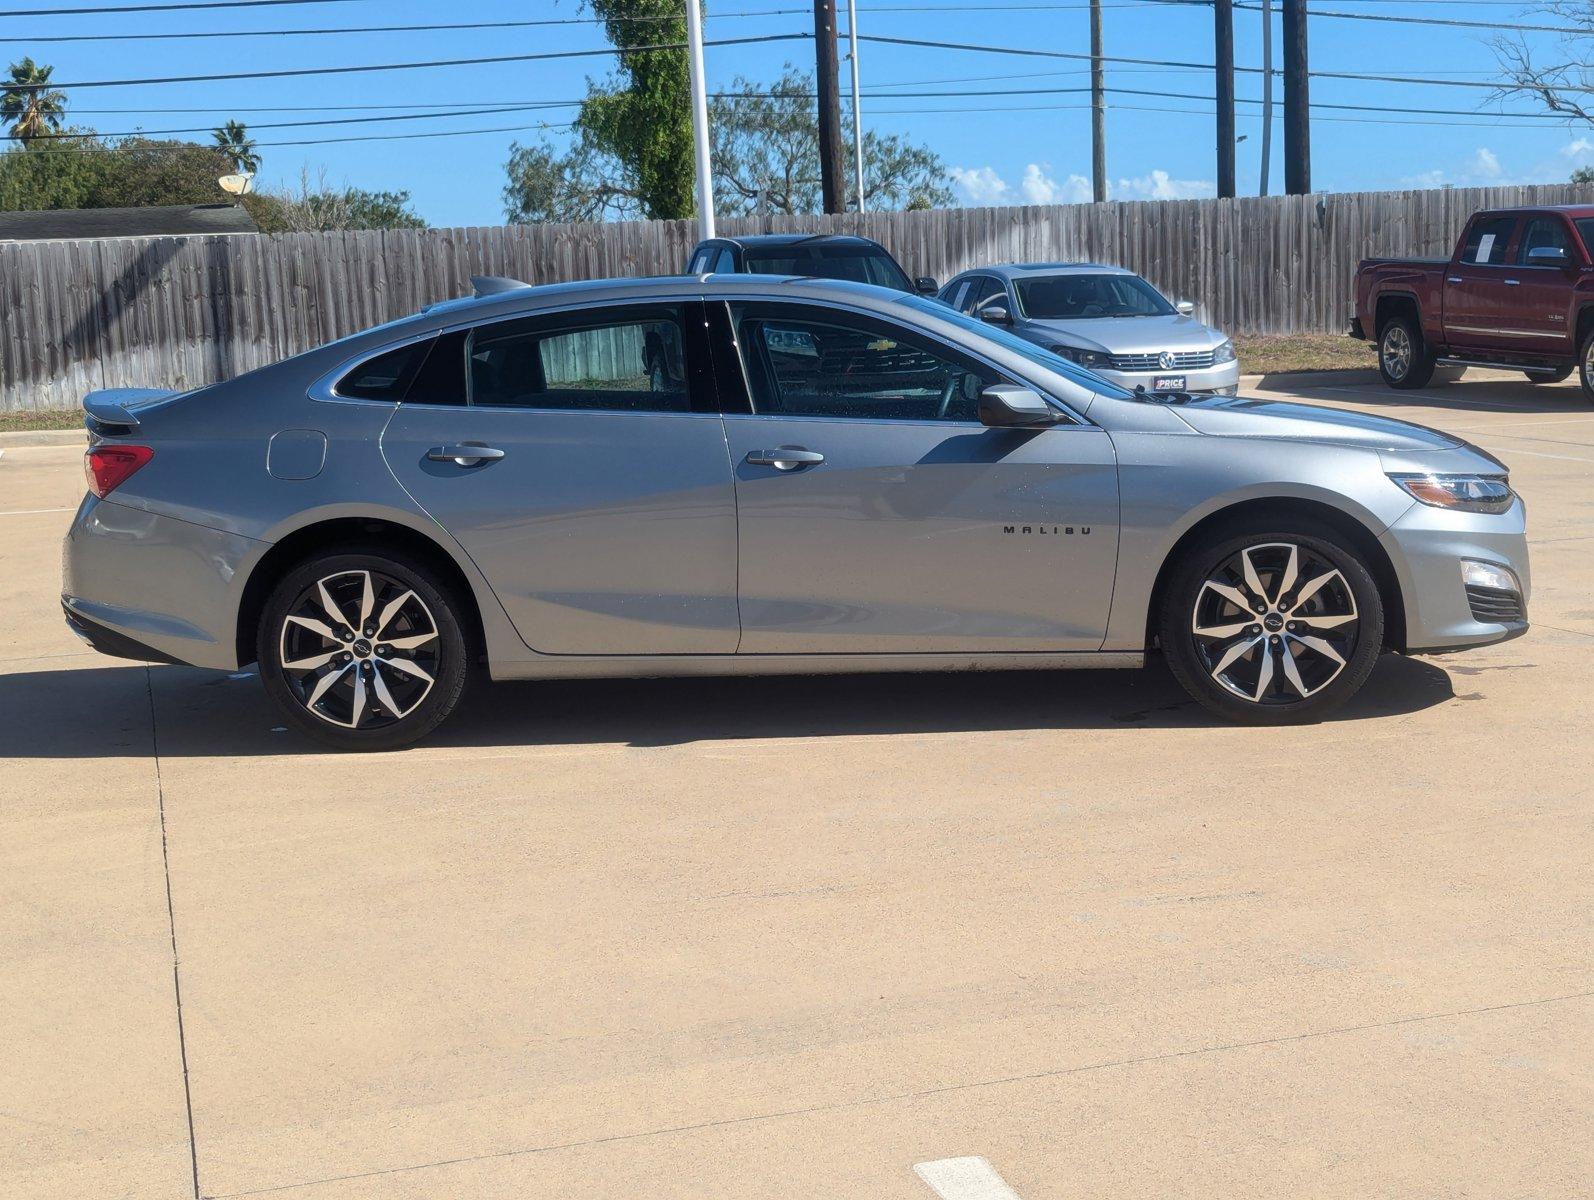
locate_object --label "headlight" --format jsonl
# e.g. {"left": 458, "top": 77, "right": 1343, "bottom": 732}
{"left": 1388, "top": 472, "right": 1514, "bottom": 513}
{"left": 1051, "top": 345, "right": 1108, "bottom": 368}
{"left": 1212, "top": 338, "right": 1236, "bottom": 364}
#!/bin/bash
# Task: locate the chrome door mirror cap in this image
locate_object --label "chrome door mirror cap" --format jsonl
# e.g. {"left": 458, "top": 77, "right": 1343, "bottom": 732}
{"left": 1526, "top": 245, "right": 1571, "bottom": 265}
{"left": 1176, "top": 299, "right": 1197, "bottom": 315}
{"left": 978, "top": 384, "right": 1064, "bottom": 428}
{"left": 979, "top": 305, "right": 1012, "bottom": 325}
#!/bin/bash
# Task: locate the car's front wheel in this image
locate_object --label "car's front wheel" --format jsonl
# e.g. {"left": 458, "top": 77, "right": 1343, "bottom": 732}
{"left": 1577, "top": 330, "right": 1594, "bottom": 404}
{"left": 1159, "top": 524, "right": 1385, "bottom": 724}
{"left": 257, "top": 548, "right": 470, "bottom": 750}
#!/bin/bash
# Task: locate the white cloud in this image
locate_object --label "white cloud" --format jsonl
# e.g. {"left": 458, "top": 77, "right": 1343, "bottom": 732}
{"left": 1562, "top": 138, "right": 1594, "bottom": 163}
{"left": 1470, "top": 147, "right": 1502, "bottom": 178}
{"left": 1020, "top": 163, "right": 1092, "bottom": 204}
{"left": 1112, "top": 169, "right": 1215, "bottom": 201}
{"left": 950, "top": 165, "right": 1010, "bottom": 205}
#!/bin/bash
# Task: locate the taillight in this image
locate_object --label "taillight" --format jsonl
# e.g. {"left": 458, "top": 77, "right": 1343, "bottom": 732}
{"left": 84, "top": 445, "right": 154, "bottom": 498}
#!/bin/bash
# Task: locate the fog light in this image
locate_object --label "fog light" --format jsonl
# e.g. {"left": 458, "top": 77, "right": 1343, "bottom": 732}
{"left": 1460, "top": 559, "right": 1519, "bottom": 594}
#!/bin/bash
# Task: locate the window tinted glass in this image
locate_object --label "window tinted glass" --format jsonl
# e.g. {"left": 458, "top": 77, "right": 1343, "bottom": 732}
{"left": 733, "top": 304, "right": 998, "bottom": 422}
{"left": 960, "top": 277, "right": 997, "bottom": 314}
{"left": 1016, "top": 273, "right": 1174, "bottom": 319}
{"left": 1517, "top": 217, "right": 1572, "bottom": 263}
{"left": 1577, "top": 219, "right": 1594, "bottom": 259}
{"left": 404, "top": 329, "right": 468, "bottom": 406}
{"left": 468, "top": 307, "right": 691, "bottom": 412}
{"left": 940, "top": 279, "right": 971, "bottom": 310}
{"left": 1460, "top": 216, "right": 1515, "bottom": 265}
{"left": 742, "top": 246, "right": 913, "bottom": 292}
{"left": 687, "top": 249, "right": 711, "bottom": 273}
{"left": 714, "top": 247, "right": 736, "bottom": 272}
{"left": 335, "top": 339, "right": 431, "bottom": 401}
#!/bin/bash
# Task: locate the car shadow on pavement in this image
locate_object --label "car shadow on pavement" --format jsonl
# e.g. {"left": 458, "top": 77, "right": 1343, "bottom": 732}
{"left": 0, "top": 653, "right": 1457, "bottom": 758}
{"left": 1279, "top": 374, "right": 1586, "bottom": 416}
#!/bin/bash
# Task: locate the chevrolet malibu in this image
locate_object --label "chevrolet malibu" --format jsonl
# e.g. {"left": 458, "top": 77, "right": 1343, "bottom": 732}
{"left": 64, "top": 275, "right": 1529, "bottom": 750}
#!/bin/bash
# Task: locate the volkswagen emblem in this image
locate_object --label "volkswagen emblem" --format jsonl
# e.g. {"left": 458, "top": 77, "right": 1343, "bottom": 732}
{"left": 1158, "top": 350, "right": 1176, "bottom": 370}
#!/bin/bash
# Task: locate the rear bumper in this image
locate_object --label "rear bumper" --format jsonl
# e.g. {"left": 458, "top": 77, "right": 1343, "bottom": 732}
{"left": 1380, "top": 496, "right": 1530, "bottom": 653}
{"left": 61, "top": 496, "right": 260, "bottom": 670}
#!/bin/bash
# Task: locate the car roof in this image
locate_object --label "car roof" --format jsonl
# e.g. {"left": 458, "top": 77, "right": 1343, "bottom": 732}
{"left": 702, "top": 233, "right": 887, "bottom": 251}
{"left": 974, "top": 262, "right": 1135, "bottom": 279}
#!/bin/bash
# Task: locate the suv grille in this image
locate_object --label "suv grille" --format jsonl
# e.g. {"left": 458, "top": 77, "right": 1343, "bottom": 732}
{"left": 1109, "top": 349, "right": 1216, "bottom": 371}
{"left": 1465, "top": 584, "right": 1524, "bottom": 623}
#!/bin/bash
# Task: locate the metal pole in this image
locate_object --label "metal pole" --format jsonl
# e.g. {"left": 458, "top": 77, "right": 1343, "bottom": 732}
{"left": 1215, "top": 0, "right": 1235, "bottom": 198}
{"left": 814, "top": 0, "right": 847, "bottom": 214}
{"left": 1283, "top": 0, "right": 1310, "bottom": 194}
{"left": 1090, "top": 0, "right": 1106, "bottom": 203}
{"left": 684, "top": 0, "right": 716, "bottom": 239}
{"left": 1259, "top": 0, "right": 1272, "bottom": 196}
{"left": 847, "top": 0, "right": 866, "bottom": 211}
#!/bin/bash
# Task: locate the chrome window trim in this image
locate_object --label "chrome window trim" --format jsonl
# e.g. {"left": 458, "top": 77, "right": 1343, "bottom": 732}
{"left": 308, "top": 286, "right": 1094, "bottom": 425}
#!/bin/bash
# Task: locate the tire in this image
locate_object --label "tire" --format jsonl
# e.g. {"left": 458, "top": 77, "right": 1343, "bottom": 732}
{"left": 257, "top": 547, "right": 470, "bottom": 751}
{"left": 1577, "top": 329, "right": 1594, "bottom": 404}
{"left": 1377, "top": 315, "right": 1436, "bottom": 390}
{"left": 1525, "top": 366, "right": 1572, "bottom": 384}
{"left": 1159, "top": 523, "right": 1385, "bottom": 725}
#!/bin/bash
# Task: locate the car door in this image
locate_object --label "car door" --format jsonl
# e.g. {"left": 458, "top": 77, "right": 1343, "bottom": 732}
{"left": 1509, "top": 214, "right": 1579, "bottom": 352}
{"left": 712, "top": 300, "right": 1119, "bottom": 653}
{"left": 1443, "top": 214, "right": 1519, "bottom": 352}
{"left": 380, "top": 299, "right": 740, "bottom": 655}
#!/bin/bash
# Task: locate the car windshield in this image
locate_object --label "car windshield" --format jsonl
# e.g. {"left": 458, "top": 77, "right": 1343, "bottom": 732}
{"left": 1015, "top": 273, "right": 1174, "bottom": 320}
{"left": 892, "top": 294, "right": 1136, "bottom": 400}
{"left": 744, "top": 245, "right": 914, "bottom": 292}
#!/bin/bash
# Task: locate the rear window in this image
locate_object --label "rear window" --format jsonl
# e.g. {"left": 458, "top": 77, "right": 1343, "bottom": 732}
{"left": 1460, "top": 216, "right": 1515, "bottom": 266}
{"left": 334, "top": 340, "right": 431, "bottom": 401}
{"left": 742, "top": 245, "right": 913, "bottom": 292}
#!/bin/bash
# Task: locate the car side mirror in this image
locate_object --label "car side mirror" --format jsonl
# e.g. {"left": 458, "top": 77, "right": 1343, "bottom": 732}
{"left": 1527, "top": 245, "right": 1571, "bottom": 266}
{"left": 978, "top": 384, "right": 1063, "bottom": 429}
{"left": 1176, "top": 299, "right": 1196, "bottom": 315}
{"left": 979, "top": 305, "right": 1012, "bottom": 325}
{"left": 915, "top": 276, "right": 939, "bottom": 295}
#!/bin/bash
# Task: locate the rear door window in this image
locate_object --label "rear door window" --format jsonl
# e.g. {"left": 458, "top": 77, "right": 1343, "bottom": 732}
{"left": 1460, "top": 216, "right": 1516, "bottom": 266}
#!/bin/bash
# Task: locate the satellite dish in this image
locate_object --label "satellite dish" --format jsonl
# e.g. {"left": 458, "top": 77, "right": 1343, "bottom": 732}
{"left": 218, "top": 173, "right": 255, "bottom": 196}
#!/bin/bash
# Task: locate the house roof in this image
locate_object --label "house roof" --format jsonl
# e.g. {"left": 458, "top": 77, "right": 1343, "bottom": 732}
{"left": 0, "top": 202, "right": 258, "bottom": 242}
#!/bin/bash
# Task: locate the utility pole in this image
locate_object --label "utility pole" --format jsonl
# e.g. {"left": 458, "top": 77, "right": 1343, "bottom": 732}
{"left": 847, "top": 0, "right": 866, "bottom": 211}
{"left": 684, "top": 0, "right": 715, "bottom": 238}
{"left": 1283, "top": 0, "right": 1310, "bottom": 194}
{"left": 1090, "top": 0, "right": 1106, "bottom": 203}
{"left": 814, "top": 0, "right": 846, "bottom": 215}
{"left": 1214, "top": 0, "right": 1235, "bottom": 198}
{"left": 1259, "top": 0, "right": 1272, "bottom": 195}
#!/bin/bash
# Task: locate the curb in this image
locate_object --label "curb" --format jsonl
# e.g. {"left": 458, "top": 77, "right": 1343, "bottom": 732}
{"left": 1240, "top": 368, "right": 1382, "bottom": 391}
{"left": 0, "top": 428, "right": 85, "bottom": 448}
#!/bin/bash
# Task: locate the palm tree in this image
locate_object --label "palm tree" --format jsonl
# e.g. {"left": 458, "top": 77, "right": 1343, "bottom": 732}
{"left": 212, "top": 120, "right": 260, "bottom": 173}
{"left": 1, "top": 58, "right": 67, "bottom": 147}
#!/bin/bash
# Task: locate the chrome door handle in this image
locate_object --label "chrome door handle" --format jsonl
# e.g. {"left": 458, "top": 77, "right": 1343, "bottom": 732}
{"left": 427, "top": 442, "right": 506, "bottom": 466}
{"left": 746, "top": 446, "right": 825, "bottom": 471}
{"left": 1504, "top": 278, "right": 1521, "bottom": 286}
{"left": 1447, "top": 277, "right": 1463, "bottom": 284}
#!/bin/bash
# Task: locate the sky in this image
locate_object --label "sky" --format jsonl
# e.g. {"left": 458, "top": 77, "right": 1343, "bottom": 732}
{"left": 2, "top": 0, "right": 1590, "bottom": 227}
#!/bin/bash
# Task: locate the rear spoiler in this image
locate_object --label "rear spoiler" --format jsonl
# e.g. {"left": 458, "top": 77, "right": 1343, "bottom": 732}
{"left": 82, "top": 388, "right": 176, "bottom": 435}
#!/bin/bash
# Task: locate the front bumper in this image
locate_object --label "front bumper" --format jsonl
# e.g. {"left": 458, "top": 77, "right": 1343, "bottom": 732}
{"left": 1379, "top": 495, "right": 1530, "bottom": 653}
{"left": 1094, "top": 358, "right": 1241, "bottom": 397}
{"left": 62, "top": 495, "right": 261, "bottom": 670}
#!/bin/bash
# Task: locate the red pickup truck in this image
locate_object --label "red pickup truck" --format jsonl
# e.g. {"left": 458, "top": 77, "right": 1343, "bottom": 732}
{"left": 1351, "top": 205, "right": 1594, "bottom": 401}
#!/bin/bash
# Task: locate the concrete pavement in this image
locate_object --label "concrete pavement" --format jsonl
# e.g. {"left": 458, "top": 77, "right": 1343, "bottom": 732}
{"left": 2, "top": 368, "right": 1591, "bottom": 1199}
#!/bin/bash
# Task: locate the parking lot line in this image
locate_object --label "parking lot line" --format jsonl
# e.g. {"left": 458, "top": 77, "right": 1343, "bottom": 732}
{"left": 914, "top": 1157, "right": 1024, "bottom": 1200}
{"left": 0, "top": 506, "right": 74, "bottom": 517}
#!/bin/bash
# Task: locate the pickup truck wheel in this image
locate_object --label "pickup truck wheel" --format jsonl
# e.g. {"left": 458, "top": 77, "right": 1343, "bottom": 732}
{"left": 1525, "top": 366, "right": 1572, "bottom": 384}
{"left": 1378, "top": 316, "right": 1435, "bottom": 389}
{"left": 1578, "top": 331, "right": 1594, "bottom": 403}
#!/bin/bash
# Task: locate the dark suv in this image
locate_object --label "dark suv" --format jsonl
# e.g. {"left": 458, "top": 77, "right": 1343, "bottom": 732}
{"left": 685, "top": 233, "right": 937, "bottom": 295}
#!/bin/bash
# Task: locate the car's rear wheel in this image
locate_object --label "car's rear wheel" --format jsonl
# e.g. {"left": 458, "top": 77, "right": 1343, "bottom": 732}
{"left": 257, "top": 548, "right": 470, "bottom": 750}
{"left": 1159, "top": 524, "right": 1385, "bottom": 724}
{"left": 1378, "top": 315, "right": 1435, "bottom": 389}
{"left": 1525, "top": 366, "right": 1572, "bottom": 384}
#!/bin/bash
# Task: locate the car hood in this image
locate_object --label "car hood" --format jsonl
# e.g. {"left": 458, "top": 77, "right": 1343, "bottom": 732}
{"left": 1166, "top": 393, "right": 1464, "bottom": 451}
{"left": 1018, "top": 312, "right": 1222, "bottom": 353}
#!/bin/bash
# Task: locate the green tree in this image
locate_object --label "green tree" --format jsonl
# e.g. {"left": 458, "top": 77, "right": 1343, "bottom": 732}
{"left": 211, "top": 119, "right": 260, "bottom": 174}
{"left": 0, "top": 134, "right": 233, "bottom": 210}
{"left": 2, "top": 57, "right": 68, "bottom": 147}
{"left": 709, "top": 67, "right": 952, "bottom": 215}
{"left": 261, "top": 168, "right": 425, "bottom": 230}
{"left": 1574, "top": 166, "right": 1594, "bottom": 184}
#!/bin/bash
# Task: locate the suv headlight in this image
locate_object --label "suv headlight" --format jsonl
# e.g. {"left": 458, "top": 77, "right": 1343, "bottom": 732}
{"left": 1051, "top": 345, "right": 1108, "bottom": 368}
{"left": 1388, "top": 472, "right": 1514, "bottom": 514}
{"left": 1212, "top": 338, "right": 1236, "bottom": 364}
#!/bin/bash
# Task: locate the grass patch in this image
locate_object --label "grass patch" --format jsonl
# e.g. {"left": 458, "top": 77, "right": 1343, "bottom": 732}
{"left": 1234, "top": 334, "right": 1377, "bottom": 377}
{"left": 0, "top": 409, "right": 81, "bottom": 433}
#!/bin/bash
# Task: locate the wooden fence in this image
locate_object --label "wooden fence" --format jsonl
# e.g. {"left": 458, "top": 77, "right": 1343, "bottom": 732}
{"left": 3, "top": 182, "right": 1591, "bottom": 411}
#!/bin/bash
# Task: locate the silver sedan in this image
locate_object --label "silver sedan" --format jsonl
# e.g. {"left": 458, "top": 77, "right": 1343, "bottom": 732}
{"left": 940, "top": 263, "right": 1241, "bottom": 395}
{"left": 64, "top": 274, "right": 1527, "bottom": 749}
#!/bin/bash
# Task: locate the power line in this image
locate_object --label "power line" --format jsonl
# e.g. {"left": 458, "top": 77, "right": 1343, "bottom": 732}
{"left": 8, "top": 119, "right": 577, "bottom": 154}
{"left": 0, "top": 0, "right": 373, "bottom": 15}
{"left": 26, "top": 102, "right": 580, "bottom": 140}
{"left": 25, "top": 32, "right": 810, "bottom": 90}
{"left": 1234, "top": 1, "right": 1581, "bottom": 34}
